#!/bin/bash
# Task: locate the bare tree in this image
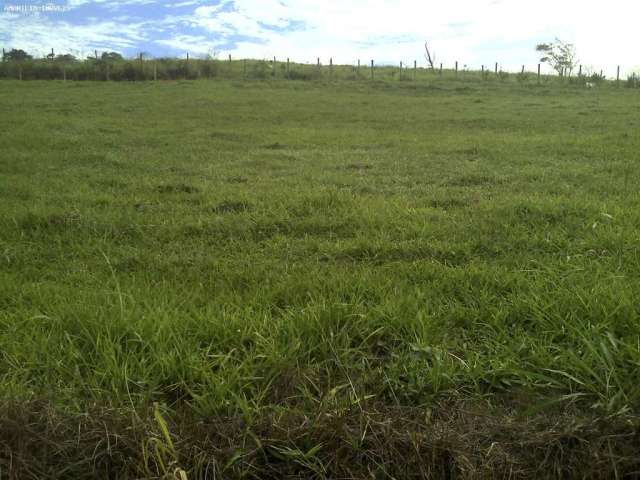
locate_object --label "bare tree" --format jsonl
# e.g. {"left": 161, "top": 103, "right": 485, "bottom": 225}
{"left": 536, "top": 39, "right": 578, "bottom": 76}
{"left": 424, "top": 42, "right": 436, "bottom": 70}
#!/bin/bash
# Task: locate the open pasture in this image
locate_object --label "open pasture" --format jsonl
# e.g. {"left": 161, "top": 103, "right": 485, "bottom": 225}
{"left": 2, "top": 78, "right": 640, "bottom": 478}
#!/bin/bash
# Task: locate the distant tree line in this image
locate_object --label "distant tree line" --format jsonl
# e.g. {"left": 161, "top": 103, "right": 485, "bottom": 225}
{"left": 2, "top": 48, "right": 124, "bottom": 63}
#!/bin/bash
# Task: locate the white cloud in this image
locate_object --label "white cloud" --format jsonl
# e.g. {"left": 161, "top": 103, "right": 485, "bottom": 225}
{"left": 185, "top": 0, "right": 640, "bottom": 75}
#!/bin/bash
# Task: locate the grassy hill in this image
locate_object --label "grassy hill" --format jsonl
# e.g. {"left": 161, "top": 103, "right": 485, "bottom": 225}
{"left": 1, "top": 77, "right": 640, "bottom": 478}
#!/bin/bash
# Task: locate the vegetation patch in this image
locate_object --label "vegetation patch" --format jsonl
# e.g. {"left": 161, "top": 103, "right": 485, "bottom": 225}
{"left": 212, "top": 200, "right": 252, "bottom": 214}
{"left": 156, "top": 183, "right": 200, "bottom": 194}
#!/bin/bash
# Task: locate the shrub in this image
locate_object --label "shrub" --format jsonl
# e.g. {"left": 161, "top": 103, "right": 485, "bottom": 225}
{"left": 249, "top": 61, "right": 270, "bottom": 79}
{"left": 200, "top": 60, "right": 219, "bottom": 78}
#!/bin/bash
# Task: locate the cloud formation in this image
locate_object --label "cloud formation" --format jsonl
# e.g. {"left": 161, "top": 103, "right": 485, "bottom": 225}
{"left": 1, "top": 0, "right": 639, "bottom": 75}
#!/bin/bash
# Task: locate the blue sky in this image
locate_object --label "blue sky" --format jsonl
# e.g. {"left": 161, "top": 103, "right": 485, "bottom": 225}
{"left": 1, "top": 0, "right": 639, "bottom": 75}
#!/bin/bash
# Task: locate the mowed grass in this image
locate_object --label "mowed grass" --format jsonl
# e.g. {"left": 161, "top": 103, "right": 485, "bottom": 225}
{"left": 2, "top": 78, "right": 640, "bottom": 478}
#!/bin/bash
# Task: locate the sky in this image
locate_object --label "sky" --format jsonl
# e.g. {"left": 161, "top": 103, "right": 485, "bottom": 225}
{"left": 1, "top": 0, "right": 639, "bottom": 76}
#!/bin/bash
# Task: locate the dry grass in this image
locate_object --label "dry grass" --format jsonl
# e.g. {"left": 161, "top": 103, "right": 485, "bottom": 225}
{"left": 3, "top": 400, "right": 640, "bottom": 479}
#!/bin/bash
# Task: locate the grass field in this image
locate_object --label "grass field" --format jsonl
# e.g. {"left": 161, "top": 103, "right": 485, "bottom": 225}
{"left": 2, "top": 77, "right": 640, "bottom": 478}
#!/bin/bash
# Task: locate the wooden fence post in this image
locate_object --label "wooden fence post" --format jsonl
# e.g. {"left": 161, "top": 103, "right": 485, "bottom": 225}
{"left": 357, "top": 59, "right": 360, "bottom": 75}
{"left": 578, "top": 65, "right": 582, "bottom": 77}
{"left": 495, "top": 62, "right": 498, "bottom": 74}
{"left": 371, "top": 60, "right": 374, "bottom": 80}
{"left": 617, "top": 66, "right": 620, "bottom": 84}
{"left": 521, "top": 65, "right": 525, "bottom": 75}
{"left": 330, "top": 57, "right": 333, "bottom": 78}
{"left": 414, "top": 60, "right": 417, "bottom": 80}
{"left": 482, "top": 65, "right": 484, "bottom": 77}
{"left": 2, "top": 48, "right": 5, "bottom": 62}
{"left": 399, "top": 61, "right": 402, "bottom": 80}
{"left": 273, "top": 56, "right": 276, "bottom": 77}
{"left": 537, "top": 64, "right": 541, "bottom": 83}
{"left": 287, "top": 58, "right": 290, "bottom": 78}
{"left": 439, "top": 63, "right": 442, "bottom": 75}
{"left": 455, "top": 61, "right": 458, "bottom": 76}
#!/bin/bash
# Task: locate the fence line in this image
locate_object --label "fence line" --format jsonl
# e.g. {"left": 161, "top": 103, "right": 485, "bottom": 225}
{"left": 0, "top": 51, "right": 638, "bottom": 87}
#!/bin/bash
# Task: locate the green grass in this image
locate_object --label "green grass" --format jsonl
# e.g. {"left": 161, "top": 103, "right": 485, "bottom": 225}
{"left": 2, "top": 77, "right": 640, "bottom": 478}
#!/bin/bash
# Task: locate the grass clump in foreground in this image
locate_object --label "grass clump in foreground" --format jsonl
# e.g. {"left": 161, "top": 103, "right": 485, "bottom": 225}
{"left": 1, "top": 77, "right": 640, "bottom": 478}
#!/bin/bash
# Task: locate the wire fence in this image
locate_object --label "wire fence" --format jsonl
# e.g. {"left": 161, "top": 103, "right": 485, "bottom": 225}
{"left": 1, "top": 51, "right": 639, "bottom": 88}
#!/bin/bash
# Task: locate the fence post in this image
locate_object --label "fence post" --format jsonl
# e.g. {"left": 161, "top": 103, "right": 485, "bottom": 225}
{"left": 578, "top": 65, "right": 582, "bottom": 77}
{"left": 330, "top": 57, "right": 333, "bottom": 78}
{"left": 521, "top": 65, "right": 525, "bottom": 75}
{"left": 371, "top": 59, "right": 374, "bottom": 80}
{"left": 1, "top": 48, "right": 5, "bottom": 62}
{"left": 481, "top": 65, "right": 484, "bottom": 78}
{"left": 399, "top": 61, "right": 402, "bottom": 81}
{"left": 287, "top": 58, "right": 290, "bottom": 78}
{"left": 617, "top": 66, "right": 620, "bottom": 84}
{"left": 537, "top": 64, "right": 541, "bottom": 83}
{"left": 414, "top": 60, "right": 417, "bottom": 80}
{"left": 357, "top": 59, "right": 360, "bottom": 75}
{"left": 600, "top": 69, "right": 603, "bottom": 79}
{"left": 273, "top": 56, "right": 276, "bottom": 77}
{"left": 439, "top": 63, "right": 442, "bottom": 76}
{"left": 495, "top": 62, "right": 498, "bottom": 74}
{"left": 95, "top": 49, "right": 98, "bottom": 60}
{"left": 455, "top": 61, "right": 458, "bottom": 77}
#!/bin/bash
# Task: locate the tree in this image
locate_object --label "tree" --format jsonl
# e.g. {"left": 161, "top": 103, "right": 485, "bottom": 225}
{"left": 55, "top": 54, "right": 77, "bottom": 62}
{"left": 4, "top": 49, "right": 32, "bottom": 61}
{"left": 101, "top": 51, "right": 124, "bottom": 62}
{"left": 536, "top": 39, "right": 578, "bottom": 76}
{"left": 424, "top": 41, "right": 436, "bottom": 70}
